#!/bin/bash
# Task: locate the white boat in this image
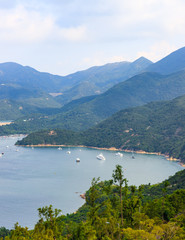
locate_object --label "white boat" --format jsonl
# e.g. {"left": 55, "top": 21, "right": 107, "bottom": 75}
{"left": 76, "top": 158, "right": 80, "bottom": 162}
{"left": 58, "top": 147, "right": 62, "bottom": 150}
{"left": 66, "top": 151, "right": 71, "bottom": 154}
{"left": 115, "top": 152, "right": 123, "bottom": 157}
{"left": 96, "top": 153, "right": 106, "bottom": 160}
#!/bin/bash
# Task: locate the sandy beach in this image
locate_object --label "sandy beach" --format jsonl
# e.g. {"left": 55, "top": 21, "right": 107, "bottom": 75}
{"left": 0, "top": 121, "right": 12, "bottom": 126}
{"left": 20, "top": 143, "right": 185, "bottom": 168}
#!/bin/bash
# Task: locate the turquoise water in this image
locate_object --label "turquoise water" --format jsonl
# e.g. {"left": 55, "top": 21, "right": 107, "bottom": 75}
{"left": 0, "top": 135, "right": 183, "bottom": 229}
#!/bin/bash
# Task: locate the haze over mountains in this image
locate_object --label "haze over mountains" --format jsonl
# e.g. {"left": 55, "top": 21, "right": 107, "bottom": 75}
{"left": 146, "top": 46, "right": 185, "bottom": 74}
{"left": 0, "top": 57, "right": 152, "bottom": 105}
{"left": 1, "top": 46, "right": 185, "bottom": 135}
{"left": 56, "top": 56, "right": 152, "bottom": 105}
{"left": 0, "top": 56, "right": 152, "bottom": 120}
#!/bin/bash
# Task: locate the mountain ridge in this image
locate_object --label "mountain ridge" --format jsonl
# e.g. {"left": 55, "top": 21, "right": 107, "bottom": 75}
{"left": 146, "top": 46, "right": 185, "bottom": 74}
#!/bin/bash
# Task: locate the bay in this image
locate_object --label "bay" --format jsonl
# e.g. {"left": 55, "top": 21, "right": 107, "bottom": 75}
{"left": 0, "top": 135, "right": 183, "bottom": 229}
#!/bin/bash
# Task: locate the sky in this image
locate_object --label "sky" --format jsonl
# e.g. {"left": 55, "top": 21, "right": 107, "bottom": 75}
{"left": 0, "top": 0, "right": 184, "bottom": 76}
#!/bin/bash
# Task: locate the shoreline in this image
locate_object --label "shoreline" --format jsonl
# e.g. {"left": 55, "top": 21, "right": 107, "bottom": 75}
{"left": 0, "top": 121, "right": 12, "bottom": 126}
{"left": 0, "top": 134, "right": 26, "bottom": 138}
{"left": 19, "top": 143, "right": 185, "bottom": 168}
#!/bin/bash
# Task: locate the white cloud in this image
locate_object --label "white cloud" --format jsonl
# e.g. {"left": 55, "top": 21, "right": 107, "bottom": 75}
{"left": 57, "top": 25, "right": 87, "bottom": 42}
{"left": 0, "top": 5, "right": 87, "bottom": 44}
{"left": 0, "top": 0, "right": 185, "bottom": 75}
{"left": 82, "top": 53, "right": 128, "bottom": 69}
{"left": 0, "top": 5, "right": 52, "bottom": 43}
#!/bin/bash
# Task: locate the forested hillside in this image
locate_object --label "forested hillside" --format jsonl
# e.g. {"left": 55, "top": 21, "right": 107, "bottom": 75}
{"left": 16, "top": 94, "right": 185, "bottom": 163}
{"left": 56, "top": 57, "right": 152, "bottom": 105}
{"left": 1, "top": 166, "right": 185, "bottom": 239}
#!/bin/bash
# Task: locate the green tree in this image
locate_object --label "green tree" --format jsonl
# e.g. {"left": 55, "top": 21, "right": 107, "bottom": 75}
{"left": 33, "top": 205, "right": 62, "bottom": 239}
{"left": 86, "top": 177, "right": 101, "bottom": 225}
{"left": 112, "top": 165, "right": 125, "bottom": 226}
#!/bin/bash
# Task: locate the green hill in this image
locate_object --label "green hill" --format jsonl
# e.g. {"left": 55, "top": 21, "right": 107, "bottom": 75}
{"left": 1, "top": 166, "right": 185, "bottom": 239}
{"left": 2, "top": 47, "right": 185, "bottom": 130}
{"left": 142, "top": 168, "right": 185, "bottom": 201}
{"left": 8, "top": 69, "right": 185, "bottom": 132}
{"left": 0, "top": 62, "right": 66, "bottom": 92}
{"left": 16, "top": 94, "right": 185, "bottom": 163}
{"left": 0, "top": 58, "right": 152, "bottom": 106}
{"left": 56, "top": 57, "right": 152, "bottom": 105}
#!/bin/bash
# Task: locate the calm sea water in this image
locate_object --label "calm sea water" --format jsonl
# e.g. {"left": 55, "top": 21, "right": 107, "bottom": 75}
{"left": 0, "top": 135, "right": 183, "bottom": 229}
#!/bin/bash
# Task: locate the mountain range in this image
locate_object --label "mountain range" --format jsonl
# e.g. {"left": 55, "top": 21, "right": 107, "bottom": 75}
{"left": 55, "top": 56, "right": 153, "bottom": 105}
{"left": 0, "top": 57, "right": 152, "bottom": 105}
{"left": 0, "top": 57, "right": 152, "bottom": 120}
{"left": 7, "top": 68, "right": 185, "bottom": 132}
{"left": 1, "top": 46, "right": 185, "bottom": 133}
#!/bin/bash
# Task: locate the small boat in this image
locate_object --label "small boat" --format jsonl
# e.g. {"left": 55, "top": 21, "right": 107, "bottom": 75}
{"left": 58, "top": 147, "right": 62, "bottom": 150}
{"left": 115, "top": 152, "right": 123, "bottom": 157}
{"left": 76, "top": 158, "right": 80, "bottom": 162}
{"left": 66, "top": 151, "right": 71, "bottom": 154}
{"left": 131, "top": 151, "right": 135, "bottom": 159}
{"left": 97, "top": 153, "right": 106, "bottom": 160}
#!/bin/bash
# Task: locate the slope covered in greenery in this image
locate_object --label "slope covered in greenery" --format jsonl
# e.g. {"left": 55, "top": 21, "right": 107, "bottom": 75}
{"left": 17, "top": 94, "right": 185, "bottom": 163}
{"left": 0, "top": 62, "right": 66, "bottom": 92}
{"left": 0, "top": 57, "right": 151, "bottom": 120}
{"left": 0, "top": 98, "right": 61, "bottom": 121}
{"left": 0, "top": 57, "right": 152, "bottom": 104}
{"left": 56, "top": 57, "right": 152, "bottom": 105}
{"left": 4, "top": 69, "right": 185, "bottom": 133}
{"left": 1, "top": 166, "right": 185, "bottom": 239}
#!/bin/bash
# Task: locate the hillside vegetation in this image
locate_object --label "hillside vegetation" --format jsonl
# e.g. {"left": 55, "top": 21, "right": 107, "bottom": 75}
{"left": 16, "top": 94, "right": 185, "bottom": 163}
{"left": 3, "top": 69, "right": 185, "bottom": 133}
{"left": 56, "top": 57, "right": 152, "bottom": 105}
{"left": 1, "top": 166, "right": 185, "bottom": 239}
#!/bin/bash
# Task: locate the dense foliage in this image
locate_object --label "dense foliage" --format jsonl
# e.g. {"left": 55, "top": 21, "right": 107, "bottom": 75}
{"left": 1, "top": 166, "right": 185, "bottom": 240}
{"left": 56, "top": 57, "right": 152, "bottom": 105}
{"left": 4, "top": 69, "right": 185, "bottom": 133}
{"left": 17, "top": 94, "right": 185, "bottom": 163}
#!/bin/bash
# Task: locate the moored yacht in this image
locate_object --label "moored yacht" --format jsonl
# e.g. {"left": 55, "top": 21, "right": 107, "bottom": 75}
{"left": 96, "top": 153, "right": 106, "bottom": 160}
{"left": 115, "top": 152, "right": 123, "bottom": 157}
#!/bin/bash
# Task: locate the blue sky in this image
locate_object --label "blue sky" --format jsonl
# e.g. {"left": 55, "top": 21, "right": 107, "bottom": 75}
{"left": 0, "top": 0, "right": 184, "bottom": 75}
